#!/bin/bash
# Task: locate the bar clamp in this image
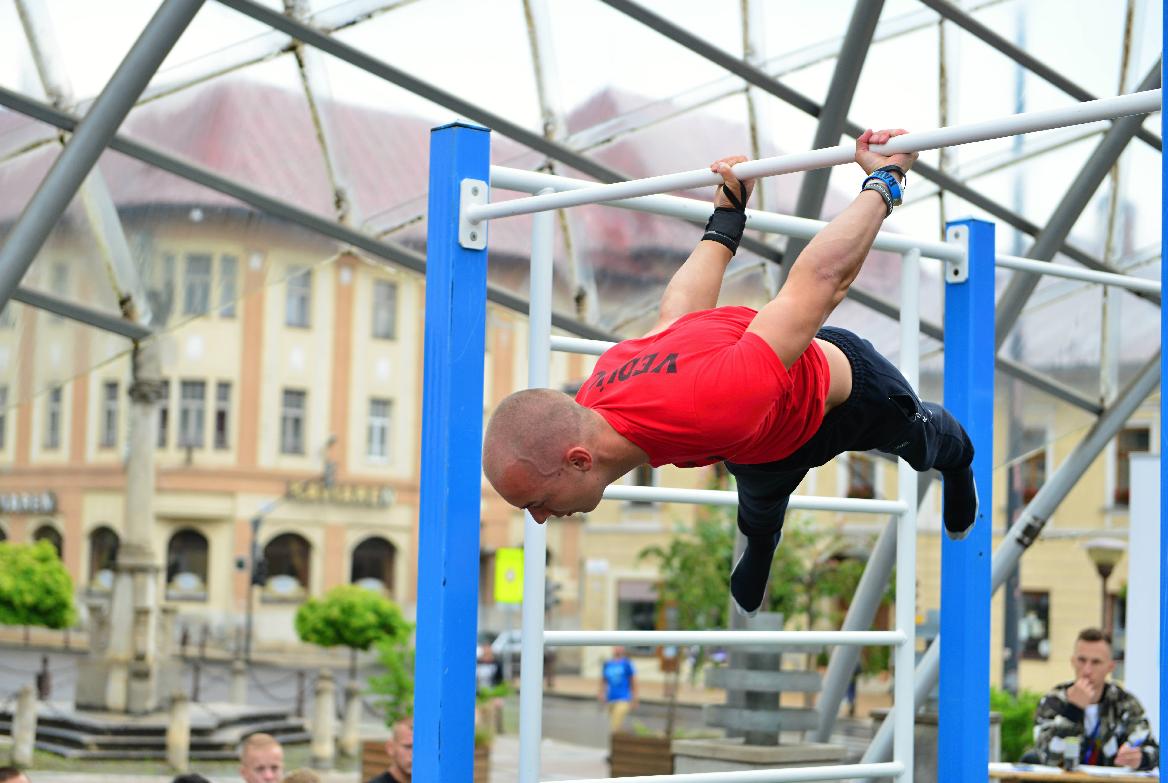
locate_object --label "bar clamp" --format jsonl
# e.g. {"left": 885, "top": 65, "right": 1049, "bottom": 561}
{"left": 944, "top": 224, "right": 969, "bottom": 283}
{"left": 459, "top": 179, "right": 488, "bottom": 250}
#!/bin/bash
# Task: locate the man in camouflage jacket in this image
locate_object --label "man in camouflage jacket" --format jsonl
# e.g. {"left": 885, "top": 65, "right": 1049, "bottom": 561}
{"left": 1032, "top": 627, "right": 1158, "bottom": 770}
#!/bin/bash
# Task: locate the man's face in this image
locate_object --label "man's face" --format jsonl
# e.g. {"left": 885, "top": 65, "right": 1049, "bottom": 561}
{"left": 1071, "top": 639, "right": 1115, "bottom": 691}
{"left": 391, "top": 723, "right": 413, "bottom": 778}
{"left": 492, "top": 459, "right": 603, "bottom": 524}
{"left": 240, "top": 744, "right": 284, "bottom": 783}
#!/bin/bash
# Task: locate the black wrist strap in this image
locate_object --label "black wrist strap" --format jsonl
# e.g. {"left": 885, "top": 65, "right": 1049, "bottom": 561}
{"left": 703, "top": 207, "right": 747, "bottom": 254}
{"left": 719, "top": 178, "right": 748, "bottom": 212}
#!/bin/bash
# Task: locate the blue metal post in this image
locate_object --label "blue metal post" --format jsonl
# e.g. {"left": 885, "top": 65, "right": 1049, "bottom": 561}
{"left": 940, "top": 218, "right": 995, "bottom": 783}
{"left": 415, "top": 122, "right": 490, "bottom": 782}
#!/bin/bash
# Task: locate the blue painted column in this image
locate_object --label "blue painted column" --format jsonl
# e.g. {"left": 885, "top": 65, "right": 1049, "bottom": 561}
{"left": 939, "top": 218, "right": 995, "bottom": 783}
{"left": 415, "top": 122, "right": 490, "bottom": 782}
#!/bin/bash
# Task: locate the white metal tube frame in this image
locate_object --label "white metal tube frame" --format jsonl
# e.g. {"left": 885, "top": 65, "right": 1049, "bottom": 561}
{"left": 603, "top": 483, "right": 906, "bottom": 514}
{"left": 496, "top": 169, "right": 1161, "bottom": 294}
{"left": 545, "top": 630, "right": 905, "bottom": 647}
{"left": 470, "top": 89, "right": 1160, "bottom": 223}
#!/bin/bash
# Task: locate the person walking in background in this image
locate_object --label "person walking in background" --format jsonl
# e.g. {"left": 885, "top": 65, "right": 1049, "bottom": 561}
{"left": 598, "top": 646, "right": 638, "bottom": 733}
{"left": 1032, "top": 628, "right": 1159, "bottom": 769}
{"left": 366, "top": 716, "right": 413, "bottom": 783}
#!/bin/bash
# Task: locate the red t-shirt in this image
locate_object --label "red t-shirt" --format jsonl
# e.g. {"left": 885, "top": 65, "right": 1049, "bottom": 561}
{"left": 575, "top": 306, "right": 830, "bottom": 467}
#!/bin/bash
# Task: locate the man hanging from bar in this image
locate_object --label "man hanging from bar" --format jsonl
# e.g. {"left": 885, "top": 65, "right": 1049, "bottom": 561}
{"left": 482, "top": 129, "right": 977, "bottom": 616}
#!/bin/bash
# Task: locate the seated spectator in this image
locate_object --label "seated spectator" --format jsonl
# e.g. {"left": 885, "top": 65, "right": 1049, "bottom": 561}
{"left": 240, "top": 732, "right": 285, "bottom": 783}
{"left": 1032, "top": 627, "right": 1159, "bottom": 770}
{"left": 171, "top": 776, "right": 211, "bottom": 783}
{"left": 366, "top": 716, "right": 412, "bottom": 783}
{"left": 0, "top": 768, "right": 30, "bottom": 783}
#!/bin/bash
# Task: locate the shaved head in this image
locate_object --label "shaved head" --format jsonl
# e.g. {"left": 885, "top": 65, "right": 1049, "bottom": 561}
{"left": 483, "top": 389, "right": 590, "bottom": 483}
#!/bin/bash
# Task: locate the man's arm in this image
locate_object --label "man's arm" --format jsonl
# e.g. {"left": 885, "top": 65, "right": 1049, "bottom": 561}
{"left": 1031, "top": 686, "right": 1087, "bottom": 766}
{"left": 745, "top": 129, "right": 915, "bottom": 368}
{"left": 647, "top": 156, "right": 756, "bottom": 336}
{"left": 1115, "top": 692, "right": 1160, "bottom": 770}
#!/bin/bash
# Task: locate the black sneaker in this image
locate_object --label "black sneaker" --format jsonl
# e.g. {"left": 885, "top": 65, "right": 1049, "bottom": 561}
{"left": 730, "top": 531, "right": 781, "bottom": 617}
{"left": 942, "top": 466, "right": 978, "bottom": 540}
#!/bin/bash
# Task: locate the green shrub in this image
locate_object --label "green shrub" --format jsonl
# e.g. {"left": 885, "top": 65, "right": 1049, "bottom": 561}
{"left": 0, "top": 541, "right": 75, "bottom": 629}
{"left": 990, "top": 687, "right": 1044, "bottom": 762}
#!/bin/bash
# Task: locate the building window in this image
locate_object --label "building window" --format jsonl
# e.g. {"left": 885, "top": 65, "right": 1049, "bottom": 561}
{"left": 372, "top": 280, "right": 398, "bottom": 339}
{"left": 183, "top": 254, "right": 212, "bottom": 316}
{"left": 263, "top": 533, "right": 312, "bottom": 600}
{"left": 88, "top": 526, "right": 119, "bottom": 592}
{"left": 178, "top": 380, "right": 206, "bottom": 449}
{"left": 166, "top": 529, "right": 209, "bottom": 601}
{"left": 1114, "top": 426, "right": 1150, "bottom": 506}
{"left": 847, "top": 453, "right": 876, "bottom": 499}
{"left": 367, "top": 398, "right": 391, "bottom": 460}
{"left": 285, "top": 266, "right": 311, "bottom": 328}
{"left": 627, "top": 463, "right": 656, "bottom": 507}
{"left": 616, "top": 580, "right": 658, "bottom": 655}
{"left": 1010, "top": 428, "right": 1047, "bottom": 504}
{"left": 100, "top": 381, "right": 119, "bottom": 449}
{"left": 0, "top": 527, "right": 6, "bottom": 542}
{"left": 44, "top": 386, "right": 62, "bottom": 450}
{"left": 157, "top": 379, "right": 171, "bottom": 449}
{"left": 33, "top": 524, "right": 62, "bottom": 559}
{"left": 1019, "top": 591, "right": 1051, "bottom": 660}
{"left": 351, "top": 536, "right": 396, "bottom": 596}
{"left": 214, "top": 382, "right": 231, "bottom": 450}
{"left": 150, "top": 253, "right": 176, "bottom": 325}
{"left": 281, "top": 389, "right": 307, "bottom": 454}
{"left": 0, "top": 385, "right": 7, "bottom": 450}
{"left": 218, "top": 255, "right": 238, "bottom": 317}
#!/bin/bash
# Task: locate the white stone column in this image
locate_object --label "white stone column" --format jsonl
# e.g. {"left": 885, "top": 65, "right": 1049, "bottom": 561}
{"left": 311, "top": 669, "right": 336, "bottom": 769}
{"left": 166, "top": 691, "right": 190, "bottom": 772}
{"left": 12, "top": 684, "right": 37, "bottom": 767}
{"left": 230, "top": 659, "right": 248, "bottom": 705}
{"left": 339, "top": 681, "right": 362, "bottom": 757}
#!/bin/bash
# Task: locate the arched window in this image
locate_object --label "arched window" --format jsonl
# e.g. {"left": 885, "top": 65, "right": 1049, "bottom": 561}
{"left": 0, "top": 526, "right": 7, "bottom": 542}
{"left": 88, "top": 526, "right": 119, "bottom": 592}
{"left": 263, "top": 533, "right": 311, "bottom": 600}
{"left": 33, "top": 523, "right": 62, "bottom": 559}
{"left": 166, "top": 529, "right": 209, "bottom": 601}
{"left": 350, "top": 537, "right": 396, "bottom": 596}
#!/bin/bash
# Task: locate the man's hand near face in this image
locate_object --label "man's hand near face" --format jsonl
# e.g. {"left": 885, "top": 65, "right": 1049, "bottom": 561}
{"left": 1114, "top": 743, "right": 1143, "bottom": 768}
{"left": 1066, "top": 676, "right": 1100, "bottom": 709}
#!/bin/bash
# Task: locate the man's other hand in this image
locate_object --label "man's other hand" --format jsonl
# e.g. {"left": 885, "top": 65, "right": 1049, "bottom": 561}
{"left": 855, "top": 129, "right": 918, "bottom": 178}
{"left": 1115, "top": 743, "right": 1143, "bottom": 768}
{"left": 1066, "top": 676, "right": 1099, "bottom": 709}
{"left": 710, "top": 155, "right": 755, "bottom": 209}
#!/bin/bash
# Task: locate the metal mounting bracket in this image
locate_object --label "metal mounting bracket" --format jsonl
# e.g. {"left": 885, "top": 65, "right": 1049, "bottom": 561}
{"left": 945, "top": 224, "right": 969, "bottom": 283}
{"left": 459, "top": 178, "right": 488, "bottom": 250}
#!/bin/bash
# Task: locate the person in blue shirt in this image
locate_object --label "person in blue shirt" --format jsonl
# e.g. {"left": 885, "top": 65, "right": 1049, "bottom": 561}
{"left": 598, "top": 646, "right": 638, "bottom": 732}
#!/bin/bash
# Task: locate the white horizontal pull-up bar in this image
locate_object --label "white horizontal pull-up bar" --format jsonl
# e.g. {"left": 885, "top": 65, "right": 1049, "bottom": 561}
{"left": 556, "top": 762, "right": 905, "bottom": 783}
{"left": 544, "top": 629, "right": 906, "bottom": 647}
{"left": 469, "top": 89, "right": 1161, "bottom": 223}
{"left": 603, "top": 484, "right": 908, "bottom": 515}
{"left": 492, "top": 165, "right": 960, "bottom": 261}
{"left": 996, "top": 254, "right": 1161, "bottom": 294}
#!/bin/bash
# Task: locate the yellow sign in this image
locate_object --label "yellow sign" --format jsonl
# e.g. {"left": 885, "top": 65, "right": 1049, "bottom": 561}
{"left": 494, "top": 548, "right": 524, "bottom": 604}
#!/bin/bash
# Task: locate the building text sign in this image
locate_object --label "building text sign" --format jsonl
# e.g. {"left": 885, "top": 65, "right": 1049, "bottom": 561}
{"left": 0, "top": 492, "right": 57, "bottom": 515}
{"left": 286, "top": 479, "right": 393, "bottom": 508}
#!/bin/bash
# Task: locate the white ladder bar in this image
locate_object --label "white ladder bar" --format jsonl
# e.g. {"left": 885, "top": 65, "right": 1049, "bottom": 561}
{"left": 545, "top": 629, "right": 905, "bottom": 647}
{"left": 604, "top": 483, "right": 908, "bottom": 515}
{"left": 550, "top": 761, "right": 905, "bottom": 783}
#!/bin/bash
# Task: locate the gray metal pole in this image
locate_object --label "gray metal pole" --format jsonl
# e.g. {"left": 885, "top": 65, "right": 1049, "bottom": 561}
{"left": 994, "top": 61, "right": 1163, "bottom": 349}
{"left": 781, "top": 0, "right": 884, "bottom": 273}
{"left": 917, "top": 0, "right": 1161, "bottom": 152}
{"left": 9, "top": 286, "right": 151, "bottom": 340}
{"left": 0, "top": 0, "right": 204, "bottom": 311}
{"left": 861, "top": 352, "right": 1161, "bottom": 764}
{"left": 595, "top": 0, "right": 1122, "bottom": 283}
{"left": 813, "top": 475, "right": 933, "bottom": 742}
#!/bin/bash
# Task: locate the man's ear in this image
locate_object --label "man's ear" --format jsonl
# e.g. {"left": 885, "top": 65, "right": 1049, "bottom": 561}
{"left": 565, "top": 446, "right": 593, "bottom": 471}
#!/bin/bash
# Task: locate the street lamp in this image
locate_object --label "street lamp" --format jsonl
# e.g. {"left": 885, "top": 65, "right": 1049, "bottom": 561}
{"left": 1083, "top": 537, "right": 1126, "bottom": 635}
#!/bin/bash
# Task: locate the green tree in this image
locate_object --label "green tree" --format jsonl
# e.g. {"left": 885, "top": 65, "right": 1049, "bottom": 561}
{"left": 990, "top": 687, "right": 1044, "bottom": 761}
{"left": 368, "top": 621, "right": 416, "bottom": 727}
{"left": 0, "top": 541, "right": 76, "bottom": 629}
{"left": 295, "top": 584, "right": 409, "bottom": 677}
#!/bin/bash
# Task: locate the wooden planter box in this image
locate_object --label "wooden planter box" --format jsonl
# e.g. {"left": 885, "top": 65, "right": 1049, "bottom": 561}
{"left": 610, "top": 732, "right": 674, "bottom": 776}
{"left": 362, "top": 738, "right": 490, "bottom": 781}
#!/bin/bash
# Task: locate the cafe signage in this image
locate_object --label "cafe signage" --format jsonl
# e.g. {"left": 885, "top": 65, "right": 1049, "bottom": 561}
{"left": 286, "top": 479, "right": 393, "bottom": 508}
